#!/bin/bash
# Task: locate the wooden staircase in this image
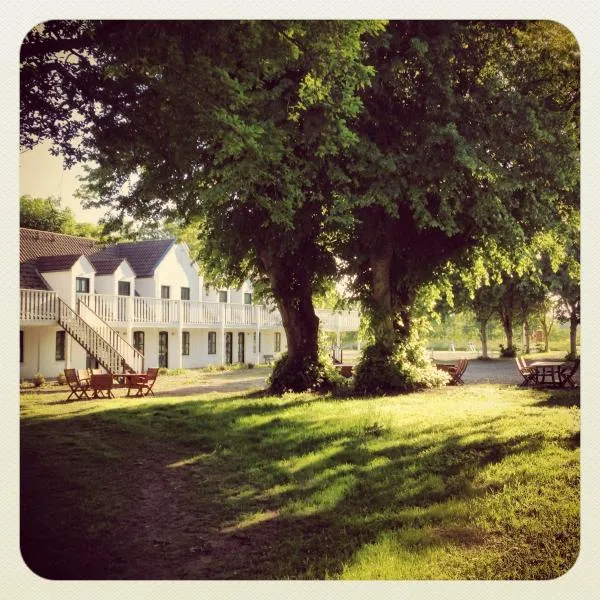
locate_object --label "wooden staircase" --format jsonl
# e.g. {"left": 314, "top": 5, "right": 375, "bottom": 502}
{"left": 57, "top": 298, "right": 144, "bottom": 375}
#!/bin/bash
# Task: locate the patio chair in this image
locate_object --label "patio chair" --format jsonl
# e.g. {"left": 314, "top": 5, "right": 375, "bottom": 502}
{"left": 515, "top": 356, "right": 537, "bottom": 387}
{"left": 559, "top": 359, "right": 580, "bottom": 388}
{"left": 126, "top": 367, "right": 159, "bottom": 398}
{"left": 448, "top": 358, "right": 468, "bottom": 385}
{"left": 64, "top": 368, "right": 90, "bottom": 400}
{"left": 90, "top": 373, "right": 115, "bottom": 399}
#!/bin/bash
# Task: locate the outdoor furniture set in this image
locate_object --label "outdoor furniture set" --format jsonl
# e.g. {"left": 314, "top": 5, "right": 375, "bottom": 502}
{"left": 64, "top": 367, "right": 159, "bottom": 400}
{"left": 515, "top": 357, "right": 579, "bottom": 388}
{"left": 435, "top": 358, "right": 469, "bottom": 385}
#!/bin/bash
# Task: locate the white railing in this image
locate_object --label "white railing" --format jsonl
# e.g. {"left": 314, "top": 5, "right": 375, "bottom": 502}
{"left": 78, "top": 293, "right": 129, "bottom": 323}
{"left": 316, "top": 308, "right": 361, "bottom": 331}
{"left": 134, "top": 297, "right": 180, "bottom": 325}
{"left": 78, "top": 300, "right": 144, "bottom": 373}
{"left": 226, "top": 303, "right": 256, "bottom": 325}
{"left": 21, "top": 289, "right": 361, "bottom": 333}
{"left": 182, "top": 301, "right": 222, "bottom": 325}
{"left": 20, "top": 289, "right": 57, "bottom": 321}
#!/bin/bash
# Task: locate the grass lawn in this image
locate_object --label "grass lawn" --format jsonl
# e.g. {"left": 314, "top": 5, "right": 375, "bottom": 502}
{"left": 20, "top": 372, "right": 579, "bottom": 580}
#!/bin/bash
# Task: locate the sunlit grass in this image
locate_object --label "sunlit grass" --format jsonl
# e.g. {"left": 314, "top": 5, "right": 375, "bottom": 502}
{"left": 20, "top": 381, "right": 579, "bottom": 580}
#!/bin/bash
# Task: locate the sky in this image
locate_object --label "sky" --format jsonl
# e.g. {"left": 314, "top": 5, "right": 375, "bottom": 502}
{"left": 19, "top": 141, "right": 107, "bottom": 224}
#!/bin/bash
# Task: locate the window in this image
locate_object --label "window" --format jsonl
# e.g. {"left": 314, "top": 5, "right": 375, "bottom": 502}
{"left": 55, "top": 331, "right": 66, "bottom": 361}
{"left": 75, "top": 277, "right": 90, "bottom": 293}
{"left": 20, "top": 331, "right": 23, "bottom": 363}
{"left": 244, "top": 292, "right": 252, "bottom": 305}
{"left": 182, "top": 331, "right": 190, "bottom": 356}
{"left": 161, "top": 286, "right": 170, "bottom": 299}
{"left": 86, "top": 354, "right": 99, "bottom": 369}
{"left": 208, "top": 331, "right": 217, "bottom": 354}
{"left": 118, "top": 281, "right": 131, "bottom": 296}
{"left": 133, "top": 331, "right": 145, "bottom": 354}
{"left": 218, "top": 290, "right": 228, "bottom": 303}
{"left": 181, "top": 287, "right": 190, "bottom": 301}
{"left": 275, "top": 332, "right": 281, "bottom": 352}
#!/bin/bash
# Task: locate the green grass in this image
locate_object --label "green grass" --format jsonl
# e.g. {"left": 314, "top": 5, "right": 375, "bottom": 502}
{"left": 20, "top": 379, "right": 579, "bottom": 580}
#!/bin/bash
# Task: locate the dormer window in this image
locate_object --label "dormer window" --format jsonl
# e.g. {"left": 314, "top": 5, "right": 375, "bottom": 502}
{"left": 75, "top": 277, "right": 90, "bottom": 293}
{"left": 118, "top": 281, "right": 131, "bottom": 296}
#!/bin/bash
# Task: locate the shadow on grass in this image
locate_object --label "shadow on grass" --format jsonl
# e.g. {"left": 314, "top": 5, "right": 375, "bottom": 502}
{"left": 533, "top": 391, "right": 580, "bottom": 408}
{"left": 20, "top": 394, "right": 578, "bottom": 580}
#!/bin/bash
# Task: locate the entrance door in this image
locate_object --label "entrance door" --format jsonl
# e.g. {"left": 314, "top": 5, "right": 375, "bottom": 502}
{"left": 237, "top": 332, "right": 245, "bottom": 364}
{"left": 158, "top": 331, "right": 169, "bottom": 368}
{"left": 225, "top": 332, "right": 233, "bottom": 364}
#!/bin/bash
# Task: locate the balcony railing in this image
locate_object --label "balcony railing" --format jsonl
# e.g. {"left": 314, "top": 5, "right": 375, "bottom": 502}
{"left": 20, "top": 289, "right": 57, "bottom": 321}
{"left": 22, "top": 291, "right": 360, "bottom": 332}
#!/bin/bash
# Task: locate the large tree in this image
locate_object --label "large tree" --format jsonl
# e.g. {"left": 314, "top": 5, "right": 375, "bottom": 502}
{"left": 21, "top": 20, "right": 383, "bottom": 392}
{"left": 339, "top": 21, "right": 579, "bottom": 391}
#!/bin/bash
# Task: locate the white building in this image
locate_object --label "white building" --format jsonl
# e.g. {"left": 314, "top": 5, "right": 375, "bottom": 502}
{"left": 19, "top": 228, "right": 360, "bottom": 379}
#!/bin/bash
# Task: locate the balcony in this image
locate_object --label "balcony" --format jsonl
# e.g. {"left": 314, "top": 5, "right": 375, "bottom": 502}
{"left": 20, "top": 290, "right": 360, "bottom": 332}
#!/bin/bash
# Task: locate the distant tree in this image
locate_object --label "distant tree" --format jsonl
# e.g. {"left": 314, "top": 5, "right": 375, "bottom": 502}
{"left": 19, "top": 194, "right": 75, "bottom": 232}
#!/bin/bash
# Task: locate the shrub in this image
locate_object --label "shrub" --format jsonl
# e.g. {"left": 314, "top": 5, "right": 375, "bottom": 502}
{"left": 499, "top": 345, "right": 518, "bottom": 358}
{"left": 354, "top": 340, "right": 448, "bottom": 395}
{"left": 564, "top": 352, "right": 579, "bottom": 362}
{"left": 56, "top": 372, "right": 67, "bottom": 385}
{"left": 32, "top": 372, "right": 45, "bottom": 387}
{"left": 246, "top": 363, "right": 255, "bottom": 369}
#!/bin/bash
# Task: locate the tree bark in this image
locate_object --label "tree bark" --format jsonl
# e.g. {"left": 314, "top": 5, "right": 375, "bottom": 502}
{"left": 500, "top": 311, "right": 514, "bottom": 349}
{"left": 479, "top": 320, "right": 489, "bottom": 359}
{"left": 523, "top": 320, "right": 531, "bottom": 354}
{"left": 569, "top": 313, "right": 578, "bottom": 357}
{"left": 369, "top": 251, "right": 395, "bottom": 355}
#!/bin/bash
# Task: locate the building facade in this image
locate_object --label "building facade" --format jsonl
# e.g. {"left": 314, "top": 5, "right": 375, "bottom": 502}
{"left": 19, "top": 228, "right": 360, "bottom": 379}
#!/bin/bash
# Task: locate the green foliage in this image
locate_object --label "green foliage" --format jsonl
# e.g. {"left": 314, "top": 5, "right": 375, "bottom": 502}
{"left": 354, "top": 340, "right": 448, "bottom": 395}
{"left": 32, "top": 372, "right": 45, "bottom": 387}
{"left": 56, "top": 372, "right": 67, "bottom": 386}
{"left": 20, "top": 195, "right": 75, "bottom": 233}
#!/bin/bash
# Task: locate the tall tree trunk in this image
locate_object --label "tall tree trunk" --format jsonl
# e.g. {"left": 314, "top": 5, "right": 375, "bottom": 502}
{"left": 500, "top": 311, "right": 513, "bottom": 350}
{"left": 275, "top": 288, "right": 319, "bottom": 363}
{"left": 523, "top": 319, "right": 531, "bottom": 354}
{"left": 369, "top": 251, "right": 395, "bottom": 355}
{"left": 569, "top": 313, "right": 578, "bottom": 357}
{"left": 479, "top": 319, "right": 489, "bottom": 359}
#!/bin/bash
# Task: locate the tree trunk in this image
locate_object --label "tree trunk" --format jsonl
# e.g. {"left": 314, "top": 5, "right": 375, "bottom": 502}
{"left": 369, "top": 251, "right": 395, "bottom": 355}
{"left": 570, "top": 314, "right": 578, "bottom": 357}
{"left": 523, "top": 320, "right": 531, "bottom": 354}
{"left": 275, "top": 289, "right": 319, "bottom": 363}
{"left": 479, "top": 320, "right": 489, "bottom": 359}
{"left": 500, "top": 310, "right": 513, "bottom": 350}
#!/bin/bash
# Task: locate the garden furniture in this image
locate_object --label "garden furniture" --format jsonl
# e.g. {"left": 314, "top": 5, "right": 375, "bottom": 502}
{"left": 64, "top": 368, "right": 90, "bottom": 400}
{"left": 528, "top": 361, "right": 567, "bottom": 387}
{"left": 558, "top": 359, "right": 579, "bottom": 388}
{"left": 90, "top": 373, "right": 115, "bottom": 399}
{"left": 126, "top": 367, "right": 159, "bottom": 397}
{"left": 515, "top": 357, "right": 537, "bottom": 387}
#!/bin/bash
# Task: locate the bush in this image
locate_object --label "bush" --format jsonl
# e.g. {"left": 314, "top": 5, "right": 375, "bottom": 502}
{"left": 56, "top": 372, "right": 67, "bottom": 385}
{"left": 32, "top": 372, "right": 45, "bottom": 387}
{"left": 354, "top": 340, "right": 448, "bottom": 395}
{"left": 267, "top": 353, "right": 346, "bottom": 394}
{"left": 499, "top": 345, "right": 518, "bottom": 358}
{"left": 246, "top": 363, "right": 255, "bottom": 369}
{"left": 564, "top": 352, "right": 579, "bottom": 362}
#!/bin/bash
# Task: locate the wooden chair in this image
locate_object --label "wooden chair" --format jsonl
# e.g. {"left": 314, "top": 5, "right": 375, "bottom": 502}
{"left": 559, "top": 359, "right": 580, "bottom": 388}
{"left": 90, "top": 373, "right": 115, "bottom": 399}
{"left": 64, "top": 368, "right": 90, "bottom": 400}
{"left": 515, "top": 357, "right": 537, "bottom": 387}
{"left": 448, "top": 358, "right": 468, "bottom": 385}
{"left": 126, "top": 367, "right": 159, "bottom": 398}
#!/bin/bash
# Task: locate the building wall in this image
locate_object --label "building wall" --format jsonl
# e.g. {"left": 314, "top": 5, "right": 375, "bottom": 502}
{"left": 20, "top": 325, "right": 67, "bottom": 379}
{"left": 134, "top": 277, "right": 156, "bottom": 298}
{"left": 95, "top": 262, "right": 136, "bottom": 296}
{"left": 154, "top": 245, "right": 200, "bottom": 301}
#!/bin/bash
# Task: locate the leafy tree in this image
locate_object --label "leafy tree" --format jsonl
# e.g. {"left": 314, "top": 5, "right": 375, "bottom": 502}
{"left": 338, "top": 21, "right": 579, "bottom": 390}
{"left": 20, "top": 194, "right": 75, "bottom": 232}
{"left": 21, "top": 20, "right": 384, "bottom": 392}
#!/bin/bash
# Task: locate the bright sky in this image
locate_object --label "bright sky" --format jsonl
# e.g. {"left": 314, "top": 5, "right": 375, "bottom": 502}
{"left": 19, "top": 141, "right": 107, "bottom": 224}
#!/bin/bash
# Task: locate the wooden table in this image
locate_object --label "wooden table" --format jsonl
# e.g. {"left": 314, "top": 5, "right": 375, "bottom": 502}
{"left": 529, "top": 361, "right": 567, "bottom": 386}
{"left": 435, "top": 363, "right": 456, "bottom": 373}
{"left": 114, "top": 373, "right": 145, "bottom": 387}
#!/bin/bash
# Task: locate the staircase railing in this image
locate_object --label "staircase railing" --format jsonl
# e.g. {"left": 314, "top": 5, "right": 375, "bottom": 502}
{"left": 57, "top": 298, "right": 125, "bottom": 375}
{"left": 77, "top": 300, "right": 144, "bottom": 373}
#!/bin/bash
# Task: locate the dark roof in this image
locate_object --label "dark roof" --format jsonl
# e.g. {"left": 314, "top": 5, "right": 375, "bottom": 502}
{"left": 91, "top": 238, "right": 175, "bottom": 278}
{"left": 36, "top": 254, "right": 84, "bottom": 272}
{"left": 87, "top": 255, "right": 129, "bottom": 275}
{"left": 20, "top": 228, "right": 176, "bottom": 288}
{"left": 20, "top": 228, "right": 101, "bottom": 289}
